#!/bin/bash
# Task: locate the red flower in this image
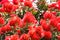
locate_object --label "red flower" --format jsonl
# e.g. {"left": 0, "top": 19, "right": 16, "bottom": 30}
{"left": 28, "top": 26, "right": 36, "bottom": 36}
{"left": 0, "top": 17, "right": 5, "bottom": 25}
{"left": 1, "top": 24, "right": 11, "bottom": 32}
{"left": 43, "top": 11, "right": 56, "bottom": 19}
{"left": 36, "top": 26, "right": 44, "bottom": 38}
{"left": 5, "top": 34, "right": 19, "bottom": 40}
{"left": 57, "top": 16, "right": 60, "bottom": 23}
{"left": 12, "top": 5, "right": 18, "bottom": 11}
{"left": 28, "top": 26, "right": 44, "bottom": 40}
{"left": 13, "top": 0, "right": 18, "bottom": 5}
{"left": 17, "top": 29, "right": 21, "bottom": 35}
{"left": 24, "top": 1, "right": 32, "bottom": 7}
{"left": 20, "top": 0, "right": 24, "bottom": 2}
{"left": 57, "top": 0, "right": 60, "bottom": 6}
{"left": 5, "top": 24, "right": 11, "bottom": 31}
{"left": 8, "top": 16, "right": 17, "bottom": 26}
{"left": 22, "top": 12, "right": 37, "bottom": 25}
{"left": 43, "top": 11, "right": 52, "bottom": 19}
{"left": 31, "top": 32, "right": 40, "bottom": 40}
{"left": 20, "top": 34, "right": 30, "bottom": 40}
{"left": 25, "top": 0, "right": 34, "bottom": 2}
{"left": 40, "top": 19, "right": 50, "bottom": 31}
{"left": 58, "top": 0, "right": 60, "bottom": 1}
{"left": 0, "top": 0, "right": 9, "bottom": 4}
{"left": 0, "top": 7, "right": 5, "bottom": 12}
{"left": 0, "top": 28, "right": 3, "bottom": 34}
{"left": 3, "top": 3, "right": 13, "bottom": 12}
{"left": 50, "top": 18, "right": 58, "bottom": 27}
{"left": 44, "top": 31, "right": 52, "bottom": 39}
{"left": 8, "top": 15, "right": 23, "bottom": 28}
{"left": 5, "top": 36, "right": 11, "bottom": 40}
{"left": 3, "top": 3, "right": 18, "bottom": 13}
{"left": 51, "top": 11, "right": 57, "bottom": 15}
{"left": 10, "top": 14, "right": 17, "bottom": 17}
{"left": 57, "top": 23, "right": 60, "bottom": 31}
{"left": 28, "top": 26, "right": 40, "bottom": 40}
{"left": 48, "top": 2, "right": 57, "bottom": 8}
{"left": 11, "top": 35, "right": 19, "bottom": 40}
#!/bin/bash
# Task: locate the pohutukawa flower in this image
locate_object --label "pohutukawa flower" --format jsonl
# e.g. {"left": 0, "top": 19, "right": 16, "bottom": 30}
{"left": 43, "top": 11, "right": 52, "bottom": 19}
{"left": 0, "top": 17, "right": 5, "bottom": 25}
{"left": 8, "top": 15, "right": 23, "bottom": 28}
{"left": 20, "top": 0, "right": 24, "bottom": 2}
{"left": 51, "top": 11, "right": 57, "bottom": 16}
{"left": 20, "top": 34, "right": 30, "bottom": 40}
{"left": 5, "top": 36, "right": 11, "bottom": 40}
{"left": 1, "top": 24, "right": 11, "bottom": 32}
{"left": 48, "top": 3, "right": 56, "bottom": 8}
{"left": 0, "top": 28, "right": 3, "bottom": 34}
{"left": 0, "top": 0, "right": 9, "bottom": 4}
{"left": 5, "top": 34, "right": 19, "bottom": 40}
{"left": 40, "top": 19, "right": 50, "bottom": 31}
{"left": 0, "top": 7, "right": 5, "bottom": 12}
{"left": 57, "top": 23, "right": 60, "bottom": 31}
{"left": 36, "top": 26, "right": 44, "bottom": 38}
{"left": 22, "top": 12, "right": 37, "bottom": 25}
{"left": 44, "top": 31, "right": 52, "bottom": 39}
{"left": 57, "top": 16, "right": 60, "bottom": 23}
{"left": 10, "top": 35, "right": 19, "bottom": 40}
{"left": 13, "top": 0, "right": 18, "bottom": 5}
{"left": 50, "top": 18, "right": 58, "bottom": 27}
{"left": 3, "top": 3, "right": 18, "bottom": 13}
{"left": 24, "top": 1, "right": 32, "bottom": 7}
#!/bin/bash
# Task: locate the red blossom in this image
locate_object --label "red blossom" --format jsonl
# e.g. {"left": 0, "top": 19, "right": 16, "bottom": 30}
{"left": 3, "top": 3, "right": 18, "bottom": 13}
{"left": 50, "top": 18, "right": 58, "bottom": 27}
{"left": 36, "top": 26, "right": 44, "bottom": 38}
{"left": 8, "top": 16, "right": 17, "bottom": 26}
{"left": 5, "top": 36, "right": 11, "bottom": 40}
{"left": 28, "top": 26, "right": 40, "bottom": 40}
{"left": 0, "top": 0, "right": 9, "bottom": 4}
{"left": 17, "top": 29, "right": 21, "bottom": 35}
{"left": 11, "top": 35, "right": 19, "bottom": 40}
{"left": 8, "top": 15, "right": 23, "bottom": 28}
{"left": 40, "top": 19, "right": 50, "bottom": 31}
{"left": 20, "top": 0, "right": 24, "bottom": 2}
{"left": 57, "top": 23, "right": 60, "bottom": 31}
{"left": 57, "top": 16, "right": 60, "bottom": 23}
{"left": 44, "top": 31, "right": 52, "bottom": 39}
{"left": 51, "top": 11, "right": 57, "bottom": 16}
{"left": 0, "top": 17, "right": 5, "bottom": 25}
{"left": 48, "top": 3, "right": 56, "bottom": 8}
{"left": 5, "top": 35, "right": 19, "bottom": 40}
{"left": 24, "top": 1, "right": 32, "bottom": 7}
{"left": 22, "top": 12, "right": 37, "bottom": 25}
{"left": 31, "top": 32, "right": 40, "bottom": 40}
{"left": 1, "top": 24, "right": 11, "bottom": 32}
{"left": 43, "top": 11, "right": 52, "bottom": 19}
{"left": 13, "top": 0, "right": 18, "bottom": 5}
{"left": 0, "top": 7, "right": 5, "bottom": 12}
{"left": 20, "top": 34, "right": 30, "bottom": 40}
{"left": 0, "top": 28, "right": 3, "bottom": 34}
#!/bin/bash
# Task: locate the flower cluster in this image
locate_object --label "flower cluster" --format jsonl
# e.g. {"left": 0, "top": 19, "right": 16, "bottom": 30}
{"left": 0, "top": 0, "right": 34, "bottom": 13}
{"left": 0, "top": 0, "right": 60, "bottom": 40}
{"left": 48, "top": 0, "right": 60, "bottom": 10}
{"left": 4, "top": 10, "right": 60, "bottom": 40}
